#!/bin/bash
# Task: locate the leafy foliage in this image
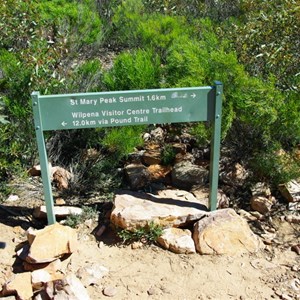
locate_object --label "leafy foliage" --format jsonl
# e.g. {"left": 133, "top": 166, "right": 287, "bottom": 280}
{"left": 118, "top": 221, "right": 163, "bottom": 244}
{"left": 0, "top": 0, "right": 299, "bottom": 195}
{"left": 104, "top": 49, "right": 161, "bottom": 90}
{"left": 102, "top": 126, "right": 145, "bottom": 161}
{"left": 64, "top": 206, "right": 98, "bottom": 228}
{"left": 231, "top": 0, "right": 300, "bottom": 91}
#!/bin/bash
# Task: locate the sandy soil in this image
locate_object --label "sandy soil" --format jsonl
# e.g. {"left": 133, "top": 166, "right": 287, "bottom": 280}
{"left": 0, "top": 202, "right": 299, "bottom": 300}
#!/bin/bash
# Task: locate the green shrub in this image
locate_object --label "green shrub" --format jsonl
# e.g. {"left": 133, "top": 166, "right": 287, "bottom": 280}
{"left": 0, "top": 0, "right": 37, "bottom": 51}
{"left": 111, "top": 0, "right": 188, "bottom": 56}
{"left": 111, "top": 0, "right": 145, "bottom": 47}
{"left": 251, "top": 144, "right": 300, "bottom": 186}
{"left": 161, "top": 144, "right": 176, "bottom": 166}
{"left": 231, "top": 0, "right": 300, "bottom": 91}
{"left": 35, "top": 0, "right": 103, "bottom": 48}
{"left": 68, "top": 59, "right": 103, "bottom": 93}
{"left": 65, "top": 206, "right": 98, "bottom": 228}
{"left": 118, "top": 221, "right": 163, "bottom": 244}
{"left": 164, "top": 21, "right": 288, "bottom": 147}
{"left": 102, "top": 126, "right": 145, "bottom": 161}
{"left": 104, "top": 49, "right": 161, "bottom": 91}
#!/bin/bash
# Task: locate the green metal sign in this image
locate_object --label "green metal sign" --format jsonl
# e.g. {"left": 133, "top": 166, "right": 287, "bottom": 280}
{"left": 32, "top": 82, "right": 223, "bottom": 224}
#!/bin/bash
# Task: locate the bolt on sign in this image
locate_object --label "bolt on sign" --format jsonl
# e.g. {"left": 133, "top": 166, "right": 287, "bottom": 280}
{"left": 32, "top": 82, "right": 223, "bottom": 224}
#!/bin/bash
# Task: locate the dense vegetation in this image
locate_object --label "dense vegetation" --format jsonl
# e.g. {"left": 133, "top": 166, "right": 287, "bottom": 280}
{"left": 0, "top": 0, "right": 299, "bottom": 199}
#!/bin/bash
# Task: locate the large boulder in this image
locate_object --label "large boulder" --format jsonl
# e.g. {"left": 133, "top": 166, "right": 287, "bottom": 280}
{"left": 193, "top": 208, "right": 262, "bottom": 255}
{"left": 110, "top": 190, "right": 208, "bottom": 230}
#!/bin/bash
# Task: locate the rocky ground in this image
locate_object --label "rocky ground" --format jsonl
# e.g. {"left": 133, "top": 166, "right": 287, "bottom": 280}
{"left": 0, "top": 178, "right": 299, "bottom": 300}
{"left": 0, "top": 129, "right": 299, "bottom": 299}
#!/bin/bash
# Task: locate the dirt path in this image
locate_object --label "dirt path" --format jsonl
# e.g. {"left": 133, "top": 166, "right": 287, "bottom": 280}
{"left": 0, "top": 215, "right": 299, "bottom": 300}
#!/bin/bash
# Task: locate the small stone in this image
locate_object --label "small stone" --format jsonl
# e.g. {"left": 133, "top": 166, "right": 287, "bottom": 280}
{"left": 55, "top": 198, "right": 66, "bottom": 205}
{"left": 103, "top": 286, "right": 117, "bottom": 297}
{"left": 6, "top": 195, "right": 19, "bottom": 202}
{"left": 262, "top": 238, "right": 273, "bottom": 245}
{"left": 250, "top": 196, "right": 274, "bottom": 214}
{"left": 95, "top": 225, "right": 107, "bottom": 238}
{"left": 285, "top": 215, "right": 300, "bottom": 224}
{"left": 131, "top": 241, "right": 143, "bottom": 249}
{"left": 147, "top": 286, "right": 157, "bottom": 295}
{"left": 250, "top": 211, "right": 264, "bottom": 220}
{"left": 98, "top": 241, "right": 104, "bottom": 249}
{"left": 281, "top": 293, "right": 293, "bottom": 300}
{"left": 291, "top": 244, "right": 300, "bottom": 255}
{"left": 291, "top": 265, "right": 299, "bottom": 272}
{"left": 157, "top": 228, "right": 196, "bottom": 254}
{"left": 76, "top": 264, "right": 109, "bottom": 286}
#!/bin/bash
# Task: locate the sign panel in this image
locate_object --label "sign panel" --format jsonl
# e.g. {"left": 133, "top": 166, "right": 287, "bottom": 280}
{"left": 32, "top": 83, "right": 223, "bottom": 225}
{"left": 35, "top": 87, "right": 214, "bottom": 131}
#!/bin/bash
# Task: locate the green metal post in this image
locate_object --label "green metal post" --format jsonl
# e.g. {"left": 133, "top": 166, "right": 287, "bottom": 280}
{"left": 31, "top": 92, "right": 56, "bottom": 224}
{"left": 209, "top": 81, "right": 223, "bottom": 211}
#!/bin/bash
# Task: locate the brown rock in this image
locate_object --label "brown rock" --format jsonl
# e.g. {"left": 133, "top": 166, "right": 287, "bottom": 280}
{"left": 26, "top": 223, "right": 77, "bottom": 263}
{"left": 28, "top": 162, "right": 52, "bottom": 177}
{"left": 55, "top": 198, "right": 66, "bottom": 205}
{"left": 52, "top": 166, "right": 73, "bottom": 190}
{"left": 47, "top": 274, "right": 90, "bottom": 300}
{"left": 147, "top": 164, "right": 172, "bottom": 181}
{"left": 142, "top": 149, "right": 161, "bottom": 165}
{"left": 193, "top": 208, "right": 262, "bottom": 255}
{"left": 250, "top": 196, "right": 274, "bottom": 214}
{"left": 124, "top": 163, "right": 151, "bottom": 190}
{"left": 291, "top": 244, "right": 300, "bottom": 255}
{"left": 157, "top": 228, "right": 196, "bottom": 254}
{"left": 2, "top": 272, "right": 33, "bottom": 300}
{"left": 279, "top": 180, "right": 300, "bottom": 202}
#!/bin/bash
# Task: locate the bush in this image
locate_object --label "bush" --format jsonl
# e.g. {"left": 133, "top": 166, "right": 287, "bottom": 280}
{"left": 231, "top": 0, "right": 300, "bottom": 91}
{"left": 251, "top": 144, "right": 300, "bottom": 186}
{"left": 102, "top": 126, "right": 145, "bottom": 161}
{"left": 35, "top": 0, "right": 103, "bottom": 49}
{"left": 111, "top": 0, "right": 188, "bottom": 56}
{"left": 68, "top": 59, "right": 103, "bottom": 93}
{"left": 118, "top": 221, "right": 163, "bottom": 244}
{"left": 104, "top": 49, "right": 161, "bottom": 90}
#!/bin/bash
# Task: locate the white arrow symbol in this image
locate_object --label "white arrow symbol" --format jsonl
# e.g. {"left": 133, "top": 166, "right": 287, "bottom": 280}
{"left": 61, "top": 121, "right": 67, "bottom": 126}
{"left": 191, "top": 93, "right": 196, "bottom": 98}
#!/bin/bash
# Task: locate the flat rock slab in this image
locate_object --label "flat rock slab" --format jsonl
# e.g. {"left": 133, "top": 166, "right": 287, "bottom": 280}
{"left": 110, "top": 190, "right": 208, "bottom": 230}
